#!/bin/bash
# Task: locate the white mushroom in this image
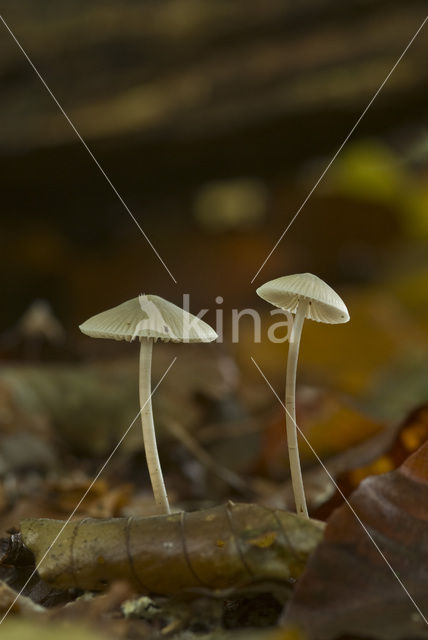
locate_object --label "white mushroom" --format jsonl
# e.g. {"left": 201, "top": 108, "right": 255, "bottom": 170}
{"left": 79, "top": 294, "right": 217, "bottom": 514}
{"left": 257, "top": 273, "right": 349, "bottom": 517}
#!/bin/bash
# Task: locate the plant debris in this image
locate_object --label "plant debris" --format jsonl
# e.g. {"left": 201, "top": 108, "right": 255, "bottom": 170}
{"left": 19, "top": 503, "right": 324, "bottom": 594}
{"left": 283, "top": 440, "right": 428, "bottom": 639}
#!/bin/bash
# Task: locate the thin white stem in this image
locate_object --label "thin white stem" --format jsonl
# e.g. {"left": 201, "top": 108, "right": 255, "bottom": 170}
{"left": 139, "top": 339, "right": 170, "bottom": 514}
{"left": 285, "top": 299, "right": 309, "bottom": 518}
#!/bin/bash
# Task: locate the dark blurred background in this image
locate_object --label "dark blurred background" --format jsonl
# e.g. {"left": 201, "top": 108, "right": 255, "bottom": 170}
{"left": 1, "top": 0, "right": 428, "bottom": 401}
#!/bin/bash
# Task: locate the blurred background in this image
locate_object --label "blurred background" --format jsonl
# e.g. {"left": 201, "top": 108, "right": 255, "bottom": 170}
{"left": 0, "top": 1, "right": 428, "bottom": 522}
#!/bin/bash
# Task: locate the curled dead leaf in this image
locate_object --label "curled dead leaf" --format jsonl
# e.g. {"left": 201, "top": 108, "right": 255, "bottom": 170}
{"left": 283, "top": 441, "right": 428, "bottom": 639}
{"left": 20, "top": 503, "right": 324, "bottom": 595}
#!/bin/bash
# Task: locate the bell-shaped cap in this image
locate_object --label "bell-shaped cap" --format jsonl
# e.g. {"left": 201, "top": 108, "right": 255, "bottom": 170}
{"left": 257, "top": 273, "right": 349, "bottom": 324}
{"left": 79, "top": 294, "right": 218, "bottom": 343}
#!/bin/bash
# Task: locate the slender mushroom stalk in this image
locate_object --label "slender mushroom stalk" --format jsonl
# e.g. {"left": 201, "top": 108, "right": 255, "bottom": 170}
{"left": 139, "top": 338, "right": 170, "bottom": 514}
{"left": 257, "top": 273, "right": 350, "bottom": 519}
{"left": 285, "top": 299, "right": 309, "bottom": 517}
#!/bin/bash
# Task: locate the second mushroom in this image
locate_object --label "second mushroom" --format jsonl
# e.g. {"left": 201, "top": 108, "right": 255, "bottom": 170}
{"left": 80, "top": 294, "right": 218, "bottom": 514}
{"left": 257, "top": 273, "right": 349, "bottom": 517}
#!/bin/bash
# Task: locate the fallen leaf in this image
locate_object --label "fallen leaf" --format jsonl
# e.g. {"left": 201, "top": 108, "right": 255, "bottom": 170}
{"left": 20, "top": 503, "right": 324, "bottom": 595}
{"left": 49, "top": 476, "right": 133, "bottom": 518}
{"left": 283, "top": 440, "right": 428, "bottom": 639}
{"left": 0, "top": 532, "right": 70, "bottom": 608}
{"left": 315, "top": 403, "right": 428, "bottom": 520}
{"left": 257, "top": 388, "right": 384, "bottom": 477}
{"left": 0, "top": 618, "right": 108, "bottom": 640}
{"left": 0, "top": 581, "right": 44, "bottom": 616}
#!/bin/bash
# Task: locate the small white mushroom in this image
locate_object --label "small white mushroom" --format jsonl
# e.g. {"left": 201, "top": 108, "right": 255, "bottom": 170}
{"left": 257, "top": 273, "right": 349, "bottom": 517}
{"left": 79, "top": 294, "right": 217, "bottom": 514}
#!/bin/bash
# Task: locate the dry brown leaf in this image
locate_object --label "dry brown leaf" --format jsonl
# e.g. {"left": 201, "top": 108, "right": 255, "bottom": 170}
{"left": 283, "top": 441, "right": 428, "bottom": 639}
{"left": 20, "top": 503, "right": 324, "bottom": 595}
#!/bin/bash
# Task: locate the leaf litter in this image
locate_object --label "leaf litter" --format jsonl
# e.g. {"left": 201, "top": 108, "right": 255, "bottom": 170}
{"left": 1, "top": 302, "right": 428, "bottom": 639}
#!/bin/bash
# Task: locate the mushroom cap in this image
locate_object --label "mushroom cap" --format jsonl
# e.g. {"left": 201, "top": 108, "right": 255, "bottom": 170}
{"left": 256, "top": 273, "right": 349, "bottom": 324}
{"left": 79, "top": 295, "right": 218, "bottom": 343}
